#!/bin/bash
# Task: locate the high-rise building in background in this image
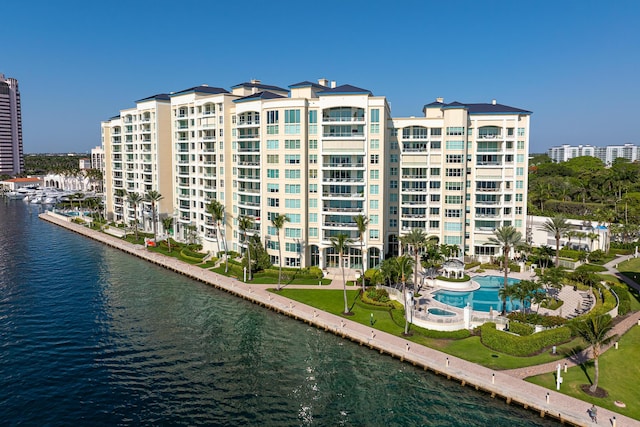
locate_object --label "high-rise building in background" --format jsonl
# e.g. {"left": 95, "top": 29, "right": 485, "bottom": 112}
{"left": 0, "top": 74, "right": 24, "bottom": 175}
{"left": 101, "top": 79, "right": 531, "bottom": 269}
{"left": 548, "top": 143, "right": 639, "bottom": 165}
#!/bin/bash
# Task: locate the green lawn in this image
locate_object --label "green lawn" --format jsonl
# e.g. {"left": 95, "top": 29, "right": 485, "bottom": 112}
{"left": 275, "top": 288, "right": 587, "bottom": 370}
{"left": 527, "top": 326, "right": 640, "bottom": 420}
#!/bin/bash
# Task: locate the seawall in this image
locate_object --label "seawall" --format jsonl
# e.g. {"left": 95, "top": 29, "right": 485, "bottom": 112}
{"left": 40, "top": 212, "right": 638, "bottom": 427}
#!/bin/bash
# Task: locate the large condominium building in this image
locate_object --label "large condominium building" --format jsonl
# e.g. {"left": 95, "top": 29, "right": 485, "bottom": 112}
{"left": 0, "top": 74, "right": 24, "bottom": 175}
{"left": 548, "top": 143, "right": 640, "bottom": 165}
{"left": 102, "top": 79, "right": 531, "bottom": 270}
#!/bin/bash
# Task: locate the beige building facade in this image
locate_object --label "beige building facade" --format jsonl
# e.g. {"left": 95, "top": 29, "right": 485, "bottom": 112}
{"left": 101, "top": 79, "right": 531, "bottom": 270}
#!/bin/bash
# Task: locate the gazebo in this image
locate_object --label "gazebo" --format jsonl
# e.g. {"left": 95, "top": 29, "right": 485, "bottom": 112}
{"left": 441, "top": 259, "right": 465, "bottom": 279}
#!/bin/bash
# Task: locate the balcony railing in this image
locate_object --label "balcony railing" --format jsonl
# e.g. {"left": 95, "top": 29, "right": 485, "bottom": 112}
{"left": 322, "top": 163, "right": 364, "bottom": 168}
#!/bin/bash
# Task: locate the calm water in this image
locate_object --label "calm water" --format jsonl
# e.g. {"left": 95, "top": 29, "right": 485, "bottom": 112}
{"left": 434, "top": 276, "right": 523, "bottom": 312}
{"left": 0, "top": 200, "right": 559, "bottom": 426}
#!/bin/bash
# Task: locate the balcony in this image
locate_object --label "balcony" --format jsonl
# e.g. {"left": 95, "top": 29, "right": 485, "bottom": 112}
{"left": 322, "top": 162, "right": 365, "bottom": 168}
{"left": 324, "top": 221, "right": 357, "bottom": 228}
{"left": 477, "top": 134, "right": 502, "bottom": 140}
{"left": 322, "top": 192, "right": 364, "bottom": 199}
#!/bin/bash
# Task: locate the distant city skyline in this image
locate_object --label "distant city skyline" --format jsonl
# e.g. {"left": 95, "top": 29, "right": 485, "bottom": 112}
{"left": 2, "top": 0, "right": 639, "bottom": 154}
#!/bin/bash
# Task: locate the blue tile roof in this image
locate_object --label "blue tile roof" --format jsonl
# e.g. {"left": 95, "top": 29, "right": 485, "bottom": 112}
{"left": 135, "top": 93, "right": 171, "bottom": 103}
{"left": 319, "top": 84, "right": 372, "bottom": 95}
{"left": 289, "top": 81, "right": 327, "bottom": 89}
{"left": 231, "top": 82, "right": 287, "bottom": 92}
{"left": 170, "top": 86, "right": 229, "bottom": 97}
{"left": 423, "top": 101, "right": 531, "bottom": 115}
{"left": 233, "top": 91, "right": 287, "bottom": 103}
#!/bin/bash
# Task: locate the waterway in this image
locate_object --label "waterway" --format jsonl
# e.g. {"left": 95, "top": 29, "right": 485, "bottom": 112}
{"left": 0, "top": 200, "right": 559, "bottom": 426}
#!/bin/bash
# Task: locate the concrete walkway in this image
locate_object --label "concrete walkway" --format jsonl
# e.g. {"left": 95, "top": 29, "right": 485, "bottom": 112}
{"left": 40, "top": 212, "right": 640, "bottom": 426}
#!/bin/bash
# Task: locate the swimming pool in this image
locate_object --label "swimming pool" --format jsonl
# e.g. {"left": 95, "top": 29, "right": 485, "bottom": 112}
{"left": 433, "top": 275, "right": 524, "bottom": 312}
{"left": 427, "top": 307, "right": 456, "bottom": 316}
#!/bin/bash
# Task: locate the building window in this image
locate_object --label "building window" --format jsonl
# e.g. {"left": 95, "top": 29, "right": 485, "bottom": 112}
{"left": 370, "top": 139, "right": 379, "bottom": 149}
{"left": 429, "top": 220, "right": 440, "bottom": 229}
{"left": 309, "top": 213, "right": 317, "bottom": 222}
{"left": 267, "top": 110, "right": 279, "bottom": 124}
{"left": 288, "top": 214, "right": 301, "bottom": 223}
{"left": 445, "top": 168, "right": 463, "bottom": 177}
{"left": 446, "top": 154, "right": 464, "bottom": 163}
{"left": 446, "top": 127, "right": 464, "bottom": 136}
{"left": 285, "top": 169, "right": 301, "bottom": 179}
{"left": 267, "top": 140, "right": 279, "bottom": 149}
{"left": 390, "top": 154, "right": 398, "bottom": 163}
{"left": 430, "top": 168, "right": 440, "bottom": 176}
{"left": 446, "top": 141, "right": 465, "bottom": 150}
{"left": 285, "top": 139, "right": 300, "bottom": 149}
{"left": 390, "top": 180, "right": 398, "bottom": 189}
{"left": 309, "top": 184, "right": 317, "bottom": 193}
{"left": 517, "top": 128, "right": 525, "bottom": 136}
{"left": 285, "top": 184, "right": 301, "bottom": 194}
{"left": 390, "top": 167, "right": 398, "bottom": 176}
{"left": 430, "top": 207, "right": 440, "bottom": 215}
{"left": 267, "top": 169, "right": 279, "bottom": 178}
{"left": 390, "top": 219, "right": 397, "bottom": 227}
{"left": 370, "top": 214, "right": 379, "bottom": 225}
{"left": 267, "top": 198, "right": 279, "bottom": 207}
{"left": 390, "top": 193, "right": 398, "bottom": 202}
{"left": 370, "top": 185, "right": 379, "bottom": 195}
{"left": 517, "top": 141, "right": 525, "bottom": 149}
{"left": 369, "top": 230, "right": 379, "bottom": 239}
{"left": 370, "top": 154, "right": 379, "bottom": 164}
{"left": 309, "top": 139, "right": 318, "bottom": 149}
{"left": 267, "top": 154, "right": 279, "bottom": 163}
{"left": 516, "top": 167, "right": 524, "bottom": 176}
{"left": 371, "top": 109, "right": 380, "bottom": 123}
{"left": 267, "top": 183, "right": 279, "bottom": 193}
{"left": 370, "top": 200, "right": 379, "bottom": 209}
{"left": 309, "top": 198, "right": 317, "bottom": 208}
{"left": 370, "top": 170, "right": 379, "bottom": 179}
{"left": 370, "top": 124, "right": 380, "bottom": 134}
{"left": 285, "top": 199, "right": 301, "bottom": 208}
{"left": 309, "top": 228, "right": 318, "bottom": 237}
{"left": 445, "top": 195, "right": 463, "bottom": 204}
{"left": 309, "top": 154, "right": 317, "bottom": 164}
{"left": 284, "top": 154, "right": 300, "bottom": 164}
{"left": 430, "top": 141, "right": 441, "bottom": 149}
{"left": 309, "top": 169, "right": 317, "bottom": 179}
{"left": 515, "top": 194, "right": 523, "bottom": 202}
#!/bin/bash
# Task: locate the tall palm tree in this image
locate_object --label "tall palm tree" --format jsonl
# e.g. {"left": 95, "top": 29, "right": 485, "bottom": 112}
{"left": 394, "top": 255, "right": 415, "bottom": 335}
{"left": 575, "top": 315, "right": 615, "bottom": 393}
{"left": 540, "top": 216, "right": 571, "bottom": 267}
{"left": 161, "top": 216, "right": 174, "bottom": 252}
{"left": 401, "top": 229, "right": 437, "bottom": 293}
{"left": 144, "top": 190, "right": 163, "bottom": 243}
{"left": 271, "top": 213, "right": 289, "bottom": 291}
{"left": 487, "top": 225, "right": 523, "bottom": 315}
{"left": 330, "top": 233, "right": 354, "bottom": 315}
{"left": 126, "top": 192, "right": 143, "bottom": 241}
{"left": 354, "top": 214, "right": 369, "bottom": 292}
{"left": 238, "top": 215, "right": 255, "bottom": 281}
{"left": 207, "top": 200, "right": 229, "bottom": 272}
{"left": 587, "top": 232, "right": 599, "bottom": 252}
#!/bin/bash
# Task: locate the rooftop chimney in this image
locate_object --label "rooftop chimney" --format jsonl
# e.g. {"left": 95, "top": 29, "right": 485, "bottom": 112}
{"left": 436, "top": 97, "right": 444, "bottom": 103}
{"left": 330, "top": 80, "right": 336, "bottom": 88}
{"left": 250, "top": 79, "right": 261, "bottom": 85}
{"left": 318, "top": 78, "right": 329, "bottom": 87}
{"left": 492, "top": 99, "right": 497, "bottom": 105}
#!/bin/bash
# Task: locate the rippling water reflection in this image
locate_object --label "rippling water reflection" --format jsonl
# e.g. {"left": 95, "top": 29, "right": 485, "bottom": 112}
{"left": 0, "top": 201, "right": 559, "bottom": 426}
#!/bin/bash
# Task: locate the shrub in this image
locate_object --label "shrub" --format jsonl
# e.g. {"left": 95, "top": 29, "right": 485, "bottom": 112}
{"left": 587, "top": 250, "right": 605, "bottom": 263}
{"left": 436, "top": 275, "right": 471, "bottom": 283}
{"left": 506, "top": 311, "right": 567, "bottom": 328}
{"left": 610, "top": 284, "right": 631, "bottom": 316}
{"left": 361, "top": 289, "right": 394, "bottom": 307}
{"left": 575, "top": 264, "right": 607, "bottom": 273}
{"left": 465, "top": 261, "right": 481, "bottom": 269}
{"left": 508, "top": 321, "right": 534, "bottom": 336}
{"left": 480, "top": 323, "right": 573, "bottom": 356}
{"left": 419, "top": 329, "right": 471, "bottom": 339}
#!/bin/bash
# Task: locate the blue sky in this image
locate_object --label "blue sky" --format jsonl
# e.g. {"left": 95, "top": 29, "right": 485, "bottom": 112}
{"left": 2, "top": 0, "right": 639, "bottom": 154}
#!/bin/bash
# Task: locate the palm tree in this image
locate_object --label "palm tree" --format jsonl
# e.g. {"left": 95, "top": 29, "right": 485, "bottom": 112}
{"left": 575, "top": 315, "right": 615, "bottom": 393}
{"left": 394, "top": 255, "right": 415, "bottom": 335}
{"left": 238, "top": 215, "right": 255, "bottom": 281}
{"left": 330, "top": 233, "right": 354, "bottom": 314}
{"left": 126, "top": 192, "right": 143, "bottom": 241}
{"left": 354, "top": 214, "right": 369, "bottom": 292}
{"left": 207, "top": 200, "right": 229, "bottom": 272}
{"left": 271, "top": 214, "right": 289, "bottom": 291}
{"left": 497, "top": 284, "right": 516, "bottom": 314}
{"left": 540, "top": 216, "right": 571, "bottom": 267}
{"left": 587, "top": 232, "right": 599, "bottom": 252}
{"left": 487, "top": 225, "right": 523, "bottom": 315}
{"left": 161, "top": 216, "right": 174, "bottom": 252}
{"left": 144, "top": 190, "right": 163, "bottom": 243}
{"left": 401, "top": 229, "right": 437, "bottom": 293}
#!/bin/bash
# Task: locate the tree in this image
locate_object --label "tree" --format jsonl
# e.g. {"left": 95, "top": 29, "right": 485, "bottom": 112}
{"left": 354, "top": 214, "right": 369, "bottom": 292}
{"left": 161, "top": 216, "right": 174, "bottom": 252}
{"left": 540, "top": 216, "right": 571, "bottom": 267}
{"left": 401, "top": 229, "right": 436, "bottom": 294}
{"left": 238, "top": 215, "right": 255, "bottom": 281}
{"left": 394, "top": 255, "right": 415, "bottom": 335}
{"left": 330, "top": 233, "right": 354, "bottom": 314}
{"left": 144, "top": 190, "right": 163, "bottom": 243}
{"left": 271, "top": 214, "right": 290, "bottom": 291}
{"left": 207, "top": 200, "right": 229, "bottom": 272}
{"left": 587, "top": 232, "right": 600, "bottom": 252}
{"left": 487, "top": 225, "right": 523, "bottom": 315}
{"left": 126, "top": 192, "right": 143, "bottom": 241}
{"left": 574, "top": 315, "right": 615, "bottom": 393}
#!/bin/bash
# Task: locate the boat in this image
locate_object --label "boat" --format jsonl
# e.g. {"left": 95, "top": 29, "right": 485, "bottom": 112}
{"left": 5, "top": 191, "right": 27, "bottom": 200}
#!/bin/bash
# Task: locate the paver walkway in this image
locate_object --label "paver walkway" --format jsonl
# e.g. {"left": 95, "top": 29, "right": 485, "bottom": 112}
{"left": 40, "top": 212, "right": 640, "bottom": 426}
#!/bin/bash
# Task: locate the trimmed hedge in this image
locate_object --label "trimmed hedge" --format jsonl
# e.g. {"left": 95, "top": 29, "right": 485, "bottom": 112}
{"left": 436, "top": 275, "right": 471, "bottom": 283}
{"left": 180, "top": 248, "right": 207, "bottom": 262}
{"left": 611, "top": 284, "right": 631, "bottom": 316}
{"left": 575, "top": 264, "right": 607, "bottom": 273}
{"left": 480, "top": 322, "right": 573, "bottom": 356}
{"left": 507, "top": 312, "right": 567, "bottom": 328}
{"left": 508, "top": 321, "right": 534, "bottom": 336}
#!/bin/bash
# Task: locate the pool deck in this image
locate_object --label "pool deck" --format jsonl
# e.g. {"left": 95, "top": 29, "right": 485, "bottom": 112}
{"left": 40, "top": 211, "right": 640, "bottom": 427}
